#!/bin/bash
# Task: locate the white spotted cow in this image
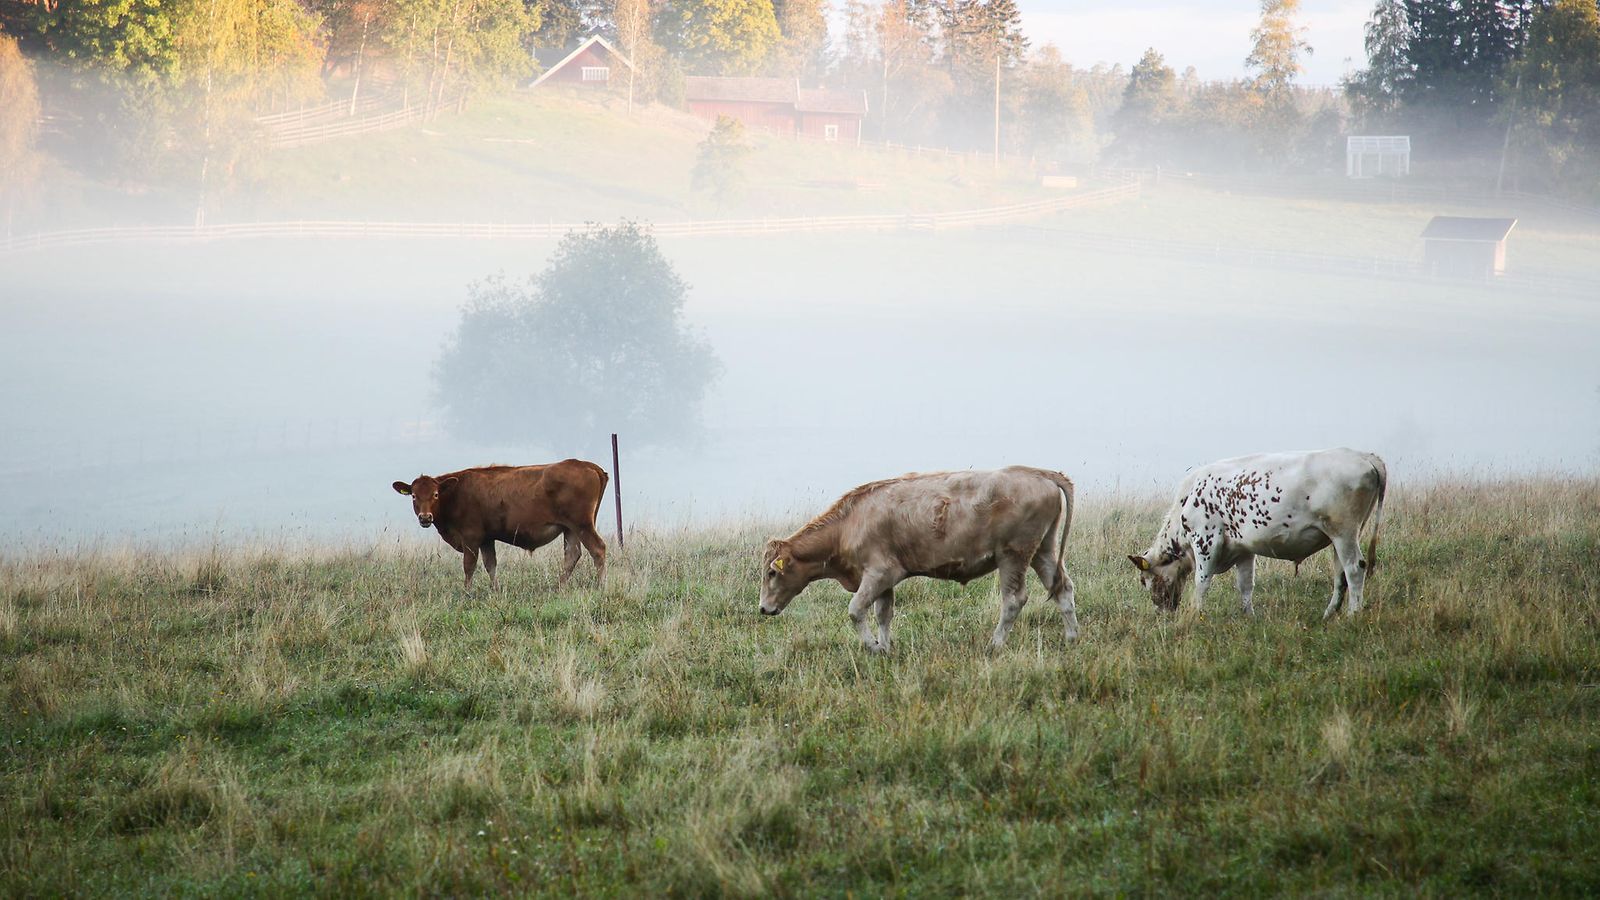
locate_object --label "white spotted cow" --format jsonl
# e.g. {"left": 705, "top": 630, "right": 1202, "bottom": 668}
{"left": 1129, "top": 448, "right": 1387, "bottom": 619}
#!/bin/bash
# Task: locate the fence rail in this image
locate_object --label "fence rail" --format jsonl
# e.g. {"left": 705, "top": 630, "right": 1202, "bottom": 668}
{"left": 255, "top": 88, "right": 467, "bottom": 148}
{"left": 0, "top": 181, "right": 1140, "bottom": 255}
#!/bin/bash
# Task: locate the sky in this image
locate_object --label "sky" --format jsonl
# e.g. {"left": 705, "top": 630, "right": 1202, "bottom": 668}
{"left": 1018, "top": 0, "right": 1371, "bottom": 85}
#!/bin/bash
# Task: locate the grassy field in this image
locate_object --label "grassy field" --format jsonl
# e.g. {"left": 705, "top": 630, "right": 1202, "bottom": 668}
{"left": 3, "top": 479, "right": 1598, "bottom": 895}
{"left": 24, "top": 91, "right": 1049, "bottom": 232}
{"left": 1058, "top": 180, "right": 1600, "bottom": 277}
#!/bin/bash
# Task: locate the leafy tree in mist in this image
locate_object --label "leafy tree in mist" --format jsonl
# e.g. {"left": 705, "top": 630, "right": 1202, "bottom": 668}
{"left": 1245, "top": 0, "right": 1312, "bottom": 100}
{"left": 434, "top": 223, "right": 720, "bottom": 446}
{"left": 1500, "top": 0, "right": 1600, "bottom": 197}
{"left": 691, "top": 115, "right": 752, "bottom": 206}
{"left": 1344, "top": 0, "right": 1413, "bottom": 117}
{"left": 772, "top": 0, "right": 829, "bottom": 78}
{"left": 0, "top": 35, "right": 41, "bottom": 234}
{"left": 655, "top": 0, "right": 780, "bottom": 75}
{"left": 1018, "top": 45, "right": 1092, "bottom": 164}
{"left": 1108, "top": 48, "right": 1178, "bottom": 165}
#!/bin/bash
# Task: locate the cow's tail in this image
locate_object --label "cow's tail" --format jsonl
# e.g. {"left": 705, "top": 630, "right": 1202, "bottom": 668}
{"left": 1364, "top": 454, "right": 1388, "bottom": 573}
{"left": 1040, "top": 470, "right": 1076, "bottom": 567}
{"left": 589, "top": 461, "right": 610, "bottom": 528}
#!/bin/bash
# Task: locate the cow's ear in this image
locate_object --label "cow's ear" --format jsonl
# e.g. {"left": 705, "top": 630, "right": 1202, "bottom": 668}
{"left": 1128, "top": 554, "right": 1151, "bottom": 571}
{"left": 393, "top": 481, "right": 413, "bottom": 495}
{"left": 438, "top": 476, "right": 460, "bottom": 491}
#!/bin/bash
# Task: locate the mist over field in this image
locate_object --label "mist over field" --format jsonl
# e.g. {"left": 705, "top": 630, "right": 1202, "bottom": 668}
{"left": 2, "top": 213, "right": 1597, "bottom": 545}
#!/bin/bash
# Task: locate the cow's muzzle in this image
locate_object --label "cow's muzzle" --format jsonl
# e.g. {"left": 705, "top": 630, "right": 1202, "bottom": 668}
{"left": 418, "top": 516, "right": 434, "bottom": 528}
{"left": 759, "top": 605, "right": 779, "bottom": 616}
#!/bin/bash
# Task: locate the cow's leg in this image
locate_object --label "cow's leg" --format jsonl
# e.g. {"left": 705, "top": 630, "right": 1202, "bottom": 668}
{"left": 874, "top": 589, "right": 896, "bottom": 652}
{"left": 1030, "top": 553, "right": 1078, "bottom": 641}
{"left": 557, "top": 530, "right": 582, "bottom": 587}
{"left": 480, "top": 541, "right": 498, "bottom": 590}
{"left": 847, "top": 572, "right": 895, "bottom": 653}
{"left": 1234, "top": 554, "right": 1255, "bottom": 616}
{"left": 1191, "top": 545, "right": 1218, "bottom": 612}
{"left": 991, "top": 550, "right": 1031, "bottom": 649}
{"left": 1330, "top": 531, "right": 1368, "bottom": 617}
{"left": 1323, "top": 560, "right": 1348, "bottom": 620}
{"left": 461, "top": 545, "right": 479, "bottom": 590}
{"left": 576, "top": 526, "right": 607, "bottom": 587}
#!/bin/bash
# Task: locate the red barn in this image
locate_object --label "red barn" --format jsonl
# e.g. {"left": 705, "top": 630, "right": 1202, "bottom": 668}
{"left": 531, "top": 36, "right": 633, "bottom": 90}
{"left": 684, "top": 77, "right": 867, "bottom": 144}
{"left": 797, "top": 88, "right": 868, "bottom": 143}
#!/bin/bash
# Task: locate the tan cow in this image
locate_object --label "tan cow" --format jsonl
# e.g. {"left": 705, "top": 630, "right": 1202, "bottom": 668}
{"left": 759, "top": 467, "right": 1078, "bottom": 652}
{"left": 392, "top": 459, "right": 608, "bottom": 589}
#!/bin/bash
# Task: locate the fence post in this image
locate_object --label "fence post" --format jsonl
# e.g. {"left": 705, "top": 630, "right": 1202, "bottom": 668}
{"left": 610, "top": 433, "right": 624, "bottom": 550}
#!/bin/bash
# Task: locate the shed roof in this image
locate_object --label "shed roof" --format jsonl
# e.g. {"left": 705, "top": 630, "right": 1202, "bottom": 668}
{"left": 1420, "top": 216, "right": 1517, "bottom": 242}
{"left": 530, "top": 35, "right": 633, "bottom": 87}
{"left": 797, "top": 88, "right": 868, "bottom": 115}
{"left": 684, "top": 76, "right": 798, "bottom": 104}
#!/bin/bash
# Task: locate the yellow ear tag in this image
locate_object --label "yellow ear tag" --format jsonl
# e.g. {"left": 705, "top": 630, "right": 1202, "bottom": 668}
{"left": 773, "top": 559, "right": 785, "bottom": 571}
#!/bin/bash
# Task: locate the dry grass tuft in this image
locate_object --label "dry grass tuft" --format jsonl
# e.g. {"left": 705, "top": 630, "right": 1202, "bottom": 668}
{"left": 551, "top": 647, "right": 606, "bottom": 720}
{"left": 395, "top": 619, "right": 431, "bottom": 677}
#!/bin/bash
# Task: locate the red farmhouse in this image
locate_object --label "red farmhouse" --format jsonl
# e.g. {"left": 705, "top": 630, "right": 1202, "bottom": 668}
{"left": 530, "top": 36, "right": 633, "bottom": 89}
{"left": 683, "top": 77, "right": 868, "bottom": 144}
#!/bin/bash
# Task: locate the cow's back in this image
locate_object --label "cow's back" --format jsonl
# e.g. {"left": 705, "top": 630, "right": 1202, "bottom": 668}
{"left": 1182, "top": 449, "right": 1383, "bottom": 552}
{"left": 839, "top": 468, "right": 1067, "bottom": 570}
{"left": 439, "top": 461, "right": 608, "bottom": 539}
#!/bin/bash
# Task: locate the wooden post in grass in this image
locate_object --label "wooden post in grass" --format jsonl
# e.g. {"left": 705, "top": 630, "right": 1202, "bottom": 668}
{"left": 610, "top": 433, "right": 624, "bottom": 550}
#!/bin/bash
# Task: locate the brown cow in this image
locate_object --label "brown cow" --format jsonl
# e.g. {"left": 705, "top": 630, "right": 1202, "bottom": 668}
{"left": 392, "top": 459, "right": 608, "bottom": 589}
{"left": 759, "top": 467, "right": 1078, "bottom": 652}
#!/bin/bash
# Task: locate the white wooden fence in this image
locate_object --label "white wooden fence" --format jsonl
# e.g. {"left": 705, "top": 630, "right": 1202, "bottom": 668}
{"left": 0, "top": 181, "right": 1141, "bottom": 255}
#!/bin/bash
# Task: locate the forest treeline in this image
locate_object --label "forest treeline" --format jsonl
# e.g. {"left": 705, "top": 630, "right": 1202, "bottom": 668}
{"left": 1, "top": 0, "right": 1597, "bottom": 205}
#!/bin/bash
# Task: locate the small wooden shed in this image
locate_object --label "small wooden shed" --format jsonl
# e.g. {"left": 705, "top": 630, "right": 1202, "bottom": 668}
{"left": 530, "top": 36, "right": 632, "bottom": 90}
{"left": 1421, "top": 216, "right": 1517, "bottom": 278}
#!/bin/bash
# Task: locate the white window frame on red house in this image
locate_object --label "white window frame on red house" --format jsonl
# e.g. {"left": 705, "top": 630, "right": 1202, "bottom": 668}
{"left": 824, "top": 123, "right": 839, "bottom": 142}
{"left": 581, "top": 66, "right": 610, "bottom": 82}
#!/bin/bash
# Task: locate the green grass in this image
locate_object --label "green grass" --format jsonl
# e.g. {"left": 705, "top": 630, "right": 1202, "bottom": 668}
{"left": 3, "top": 479, "right": 1599, "bottom": 895}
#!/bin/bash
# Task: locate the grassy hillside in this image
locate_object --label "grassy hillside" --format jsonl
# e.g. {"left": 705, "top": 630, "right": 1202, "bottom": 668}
{"left": 3, "top": 480, "right": 1598, "bottom": 895}
{"left": 22, "top": 91, "right": 1053, "bottom": 232}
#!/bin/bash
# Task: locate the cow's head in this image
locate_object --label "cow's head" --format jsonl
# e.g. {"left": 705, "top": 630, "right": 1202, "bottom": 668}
{"left": 392, "top": 475, "right": 458, "bottom": 529}
{"left": 759, "top": 539, "right": 806, "bottom": 615}
{"left": 1128, "top": 550, "right": 1190, "bottom": 611}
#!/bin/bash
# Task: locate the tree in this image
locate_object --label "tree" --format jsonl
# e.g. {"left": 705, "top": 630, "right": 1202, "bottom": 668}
{"left": 1500, "top": 0, "right": 1600, "bottom": 195}
{"left": 1109, "top": 48, "right": 1178, "bottom": 164}
{"left": 655, "top": 0, "right": 781, "bottom": 75}
{"left": 1018, "top": 45, "right": 1092, "bottom": 164}
{"left": 1344, "top": 0, "right": 1412, "bottom": 117}
{"left": 773, "top": 0, "right": 829, "bottom": 78}
{"left": 691, "top": 115, "right": 752, "bottom": 206}
{"left": 0, "top": 34, "right": 41, "bottom": 235}
{"left": 1245, "top": 0, "right": 1312, "bottom": 100}
{"left": 940, "top": 0, "right": 1028, "bottom": 154}
{"left": 434, "top": 223, "right": 720, "bottom": 446}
